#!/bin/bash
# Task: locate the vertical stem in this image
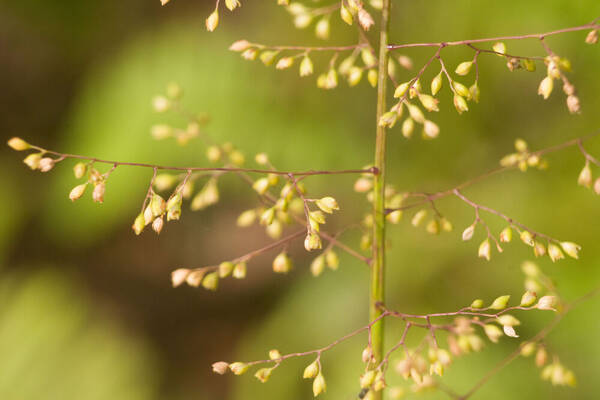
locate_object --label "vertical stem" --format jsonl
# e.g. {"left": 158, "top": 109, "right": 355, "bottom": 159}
{"left": 371, "top": 0, "right": 391, "bottom": 398}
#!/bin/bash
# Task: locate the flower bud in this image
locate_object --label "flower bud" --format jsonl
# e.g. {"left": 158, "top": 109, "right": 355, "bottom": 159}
{"left": 225, "top": 0, "right": 240, "bottom": 11}
{"left": 536, "top": 347, "right": 548, "bottom": 367}
{"left": 212, "top": 361, "right": 229, "bottom": 375}
{"left": 483, "top": 324, "right": 503, "bottom": 343}
{"left": 253, "top": 177, "right": 270, "bottom": 195}
{"left": 431, "top": 72, "right": 443, "bottom": 96}
{"left": 232, "top": 262, "right": 247, "bottom": 279}
{"left": 171, "top": 268, "right": 190, "bottom": 287}
{"left": 254, "top": 367, "right": 273, "bottom": 383}
{"left": 294, "top": 14, "right": 312, "bottom": 29}
{"left": 152, "top": 95, "right": 170, "bottom": 112}
{"left": 394, "top": 82, "right": 410, "bottom": 98}
{"left": 470, "top": 299, "right": 484, "bottom": 309}
{"left": 186, "top": 270, "right": 206, "bottom": 287}
{"left": 367, "top": 69, "right": 378, "bottom": 88}
{"left": 520, "top": 342, "right": 536, "bottom": 357}
{"left": 132, "top": 212, "right": 145, "bottom": 235}
{"left": 538, "top": 76, "right": 554, "bottom": 99}
{"left": 299, "top": 55, "right": 314, "bottom": 77}
{"left": 418, "top": 94, "right": 439, "bottom": 112}
{"left": 585, "top": 29, "right": 598, "bottom": 44}
{"left": 469, "top": 82, "right": 480, "bottom": 103}
{"left": 38, "top": 157, "right": 55, "bottom": 172}
{"left": 7, "top": 137, "right": 30, "bottom": 151}
{"left": 69, "top": 183, "right": 88, "bottom": 201}
{"left": 594, "top": 177, "right": 600, "bottom": 195}
{"left": 315, "top": 17, "right": 330, "bottom": 40}
{"left": 151, "top": 124, "right": 172, "bottom": 140}
{"left": 411, "top": 209, "right": 427, "bottom": 227}
{"left": 453, "top": 94, "right": 469, "bottom": 114}
{"left": 362, "top": 346, "right": 373, "bottom": 363}
{"left": 152, "top": 216, "right": 164, "bottom": 234}
{"left": 560, "top": 241, "right": 581, "bottom": 259}
{"left": 503, "top": 325, "right": 519, "bottom": 338}
{"left": 523, "top": 59, "right": 536, "bottom": 72}
{"left": 401, "top": 117, "right": 414, "bottom": 138}
{"left": 490, "top": 295, "right": 510, "bottom": 310}
{"left": 325, "top": 250, "right": 339, "bottom": 270}
{"left": 360, "top": 370, "right": 376, "bottom": 389}
{"left": 497, "top": 314, "right": 520, "bottom": 327}
{"left": 340, "top": 4, "right": 353, "bottom": 25}
{"left": 73, "top": 162, "right": 87, "bottom": 179}
{"left": 316, "top": 197, "right": 339, "bottom": 214}
{"left": 229, "top": 40, "right": 251, "bottom": 52}
{"left": 478, "top": 238, "right": 491, "bottom": 261}
{"left": 499, "top": 226, "right": 512, "bottom": 242}
{"left": 229, "top": 362, "right": 249, "bottom": 375}
{"left": 533, "top": 241, "right": 546, "bottom": 258}
{"left": 205, "top": 9, "right": 219, "bottom": 32}
{"left": 536, "top": 295, "right": 557, "bottom": 310}
{"left": 241, "top": 48, "right": 258, "bottom": 60}
{"left": 358, "top": 9, "right": 374, "bottom": 31}
{"left": 304, "top": 233, "right": 322, "bottom": 251}
{"left": 520, "top": 291, "right": 537, "bottom": 307}
{"left": 426, "top": 219, "right": 440, "bottom": 234}
{"left": 92, "top": 182, "right": 105, "bottom": 203}
{"left": 378, "top": 111, "right": 398, "bottom": 128}
{"left": 455, "top": 61, "right": 473, "bottom": 76}
{"left": 566, "top": 95, "right": 581, "bottom": 114}
{"left": 520, "top": 231, "right": 535, "bottom": 246}
{"left": 406, "top": 103, "right": 425, "bottom": 124}
{"left": 276, "top": 57, "right": 294, "bottom": 70}
{"left": 202, "top": 271, "right": 219, "bottom": 291}
{"left": 312, "top": 372, "right": 327, "bottom": 396}
{"left": 303, "top": 360, "right": 319, "bottom": 379}
{"left": 310, "top": 255, "right": 325, "bottom": 277}
{"left": 492, "top": 42, "right": 506, "bottom": 55}
{"left": 272, "top": 251, "right": 293, "bottom": 274}
{"left": 577, "top": 161, "right": 592, "bottom": 188}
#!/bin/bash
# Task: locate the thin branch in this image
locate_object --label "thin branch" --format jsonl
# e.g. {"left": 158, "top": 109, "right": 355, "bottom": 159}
{"left": 388, "top": 21, "right": 600, "bottom": 49}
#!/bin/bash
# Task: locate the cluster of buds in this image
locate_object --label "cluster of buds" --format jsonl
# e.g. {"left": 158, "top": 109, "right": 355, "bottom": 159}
{"left": 9, "top": 137, "right": 62, "bottom": 173}
{"left": 500, "top": 138, "right": 548, "bottom": 172}
{"left": 577, "top": 159, "right": 600, "bottom": 194}
{"left": 520, "top": 343, "right": 577, "bottom": 387}
{"left": 410, "top": 208, "right": 453, "bottom": 236}
{"left": 171, "top": 259, "right": 247, "bottom": 291}
{"left": 537, "top": 55, "right": 580, "bottom": 114}
{"left": 309, "top": 249, "right": 339, "bottom": 276}
{"left": 280, "top": 0, "right": 375, "bottom": 34}
{"left": 302, "top": 196, "right": 340, "bottom": 251}
{"left": 200, "top": 0, "right": 243, "bottom": 32}
{"left": 132, "top": 189, "right": 180, "bottom": 236}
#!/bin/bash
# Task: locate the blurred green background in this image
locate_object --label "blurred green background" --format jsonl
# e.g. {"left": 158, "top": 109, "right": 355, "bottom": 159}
{"left": 2, "top": 0, "right": 600, "bottom": 399}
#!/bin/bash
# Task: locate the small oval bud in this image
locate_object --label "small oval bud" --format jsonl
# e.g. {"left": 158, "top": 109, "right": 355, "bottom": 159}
{"left": 212, "top": 361, "right": 229, "bottom": 375}
{"left": 152, "top": 95, "right": 170, "bottom": 112}
{"left": 205, "top": 9, "right": 219, "bottom": 32}
{"left": 229, "top": 362, "right": 249, "bottom": 375}
{"left": 38, "top": 157, "right": 55, "bottom": 172}
{"left": 269, "top": 349, "right": 282, "bottom": 360}
{"left": 455, "top": 61, "right": 473, "bottom": 76}
{"left": 73, "top": 162, "right": 87, "bottom": 179}
{"left": 229, "top": 39, "right": 251, "bottom": 52}
{"left": 520, "top": 291, "right": 537, "bottom": 307}
{"left": 548, "top": 242, "right": 565, "bottom": 262}
{"left": 325, "top": 250, "right": 339, "bottom": 270}
{"left": 69, "top": 183, "right": 88, "bottom": 201}
{"left": 519, "top": 231, "right": 535, "bottom": 246}
{"left": 483, "top": 324, "right": 503, "bottom": 343}
{"left": 431, "top": 72, "right": 443, "bottom": 96}
{"left": 478, "top": 238, "right": 491, "bottom": 261}
{"left": 469, "top": 82, "right": 480, "bottom": 103}
{"left": 276, "top": 57, "right": 294, "bottom": 70}
{"left": 538, "top": 76, "right": 554, "bottom": 99}
{"left": 254, "top": 367, "right": 273, "bottom": 383}
{"left": 520, "top": 342, "right": 536, "bottom": 357}
{"left": 499, "top": 226, "right": 512, "bottom": 242}
{"left": 585, "top": 29, "right": 598, "bottom": 44}
{"left": 406, "top": 103, "right": 425, "bottom": 124}
{"left": 492, "top": 42, "right": 506, "bottom": 55}
{"left": 186, "top": 270, "right": 206, "bottom": 287}
{"left": 171, "top": 268, "right": 190, "bottom": 287}
{"left": 490, "top": 295, "right": 510, "bottom": 310}
{"left": 315, "top": 197, "right": 339, "bottom": 214}
{"left": 367, "top": 69, "right": 378, "bottom": 88}
{"left": 401, "top": 117, "right": 414, "bottom": 138}
{"left": 537, "top": 295, "right": 557, "bottom": 310}
{"left": 594, "top": 177, "right": 600, "bottom": 195}
{"left": 202, "top": 272, "right": 219, "bottom": 291}
{"left": 152, "top": 216, "right": 164, "bottom": 234}
{"left": 92, "top": 182, "right": 106, "bottom": 203}
{"left": 303, "top": 360, "right": 319, "bottom": 379}
{"left": 232, "top": 262, "right": 247, "bottom": 279}
{"left": 312, "top": 372, "right": 327, "bottom": 396}
{"left": 470, "top": 299, "right": 484, "bottom": 309}
{"left": 23, "top": 153, "right": 42, "bottom": 170}
{"left": 132, "top": 212, "right": 145, "bottom": 235}
{"left": 577, "top": 161, "right": 592, "bottom": 188}
{"left": 225, "top": 0, "right": 240, "bottom": 11}
{"left": 7, "top": 137, "right": 30, "bottom": 151}
{"left": 360, "top": 370, "right": 376, "bottom": 389}
{"left": 411, "top": 209, "right": 427, "bottom": 227}
{"left": 310, "top": 255, "right": 325, "bottom": 277}
{"left": 272, "top": 251, "right": 293, "bottom": 274}
{"left": 453, "top": 94, "right": 469, "bottom": 114}
{"left": 560, "top": 241, "right": 581, "bottom": 259}
{"left": 299, "top": 55, "right": 314, "bottom": 77}
{"left": 315, "top": 17, "right": 330, "bottom": 40}
{"left": 304, "top": 232, "right": 322, "bottom": 251}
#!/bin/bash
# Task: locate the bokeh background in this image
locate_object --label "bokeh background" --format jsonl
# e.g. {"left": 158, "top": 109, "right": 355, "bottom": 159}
{"left": 2, "top": 1, "right": 600, "bottom": 399}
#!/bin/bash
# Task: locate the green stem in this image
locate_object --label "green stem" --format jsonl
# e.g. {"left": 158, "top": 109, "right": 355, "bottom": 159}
{"left": 370, "top": 0, "right": 391, "bottom": 398}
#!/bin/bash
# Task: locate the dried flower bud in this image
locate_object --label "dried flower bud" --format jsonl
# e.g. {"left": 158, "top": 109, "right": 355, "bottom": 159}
{"left": 520, "top": 231, "right": 535, "bottom": 246}
{"left": 232, "top": 262, "right": 246, "bottom": 279}
{"left": 455, "top": 61, "right": 473, "bottom": 76}
{"left": 469, "top": 82, "right": 480, "bottom": 103}
{"left": 325, "top": 250, "right": 339, "bottom": 270}
{"left": 367, "top": 69, "right": 378, "bottom": 88}
{"left": 483, "top": 324, "right": 503, "bottom": 343}
{"left": 536, "top": 295, "right": 557, "bottom": 310}
{"left": 461, "top": 224, "right": 475, "bottom": 241}
{"left": 357, "top": 8, "right": 374, "bottom": 31}
{"left": 225, "top": 0, "right": 240, "bottom": 11}
{"left": 537, "top": 76, "right": 554, "bottom": 99}
{"left": 254, "top": 367, "right": 273, "bottom": 383}
{"left": 316, "top": 197, "right": 339, "bottom": 214}
{"left": 577, "top": 161, "right": 592, "bottom": 188}
{"left": 313, "top": 372, "right": 327, "bottom": 396}
{"left": 478, "top": 238, "right": 491, "bottom": 261}
{"left": 490, "top": 295, "right": 510, "bottom": 310}
{"left": 152, "top": 216, "right": 164, "bottom": 234}
{"left": 520, "top": 291, "right": 537, "bottom": 307}
{"left": 212, "top": 361, "right": 229, "bottom": 375}
{"left": 299, "top": 55, "right": 314, "bottom": 77}
{"left": 401, "top": 117, "right": 414, "bottom": 138}
{"left": 206, "top": 9, "right": 219, "bottom": 32}
{"left": 229, "top": 362, "right": 249, "bottom": 375}
{"left": 7, "top": 137, "right": 30, "bottom": 151}
{"left": 92, "top": 182, "right": 106, "bottom": 203}
{"left": 152, "top": 95, "right": 170, "bottom": 112}
{"left": 186, "top": 270, "right": 206, "bottom": 287}
{"left": 272, "top": 251, "right": 293, "bottom": 274}
{"left": 73, "top": 162, "right": 87, "bottom": 179}
{"left": 132, "top": 212, "right": 145, "bottom": 235}
{"left": 202, "top": 272, "right": 219, "bottom": 291}
{"left": 585, "top": 29, "right": 598, "bottom": 44}
{"left": 38, "top": 157, "right": 55, "bottom": 172}
{"left": 304, "top": 232, "right": 322, "bottom": 251}
{"left": 229, "top": 40, "right": 251, "bottom": 52}
{"left": 499, "top": 226, "right": 512, "bottom": 242}
{"left": 566, "top": 95, "right": 581, "bottom": 114}
{"left": 171, "top": 268, "right": 190, "bottom": 287}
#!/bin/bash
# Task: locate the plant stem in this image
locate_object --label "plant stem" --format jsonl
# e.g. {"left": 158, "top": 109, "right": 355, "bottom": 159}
{"left": 371, "top": 0, "right": 391, "bottom": 397}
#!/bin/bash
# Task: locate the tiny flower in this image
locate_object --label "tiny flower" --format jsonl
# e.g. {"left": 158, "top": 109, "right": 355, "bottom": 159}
{"left": 171, "top": 268, "right": 190, "bottom": 287}
{"left": 497, "top": 314, "right": 520, "bottom": 326}
{"left": 401, "top": 117, "right": 414, "bottom": 138}
{"left": 483, "top": 324, "right": 503, "bottom": 343}
{"left": 254, "top": 367, "right": 273, "bottom": 383}
{"left": 347, "top": 66, "right": 363, "bottom": 86}
{"left": 132, "top": 212, "right": 145, "bottom": 235}
{"left": 538, "top": 76, "right": 554, "bottom": 99}
{"left": 560, "top": 242, "right": 581, "bottom": 259}
{"left": 152, "top": 216, "right": 164, "bottom": 234}
{"left": 38, "top": 157, "right": 55, "bottom": 172}
{"left": 455, "top": 61, "right": 473, "bottom": 76}
{"left": 418, "top": 94, "right": 439, "bottom": 112}
{"left": 212, "top": 361, "right": 229, "bottom": 375}
{"left": 241, "top": 48, "right": 258, "bottom": 60}
{"left": 73, "top": 162, "right": 87, "bottom": 179}
{"left": 229, "top": 362, "right": 249, "bottom": 375}
{"left": 548, "top": 243, "right": 565, "bottom": 262}
{"left": 69, "top": 183, "right": 88, "bottom": 201}
{"left": 260, "top": 207, "right": 275, "bottom": 226}
{"left": 206, "top": 9, "right": 219, "bottom": 32}
{"left": 536, "top": 295, "right": 557, "bottom": 311}
{"left": 357, "top": 8, "right": 374, "bottom": 31}
{"left": 469, "top": 82, "right": 480, "bottom": 103}
{"left": 7, "top": 137, "right": 30, "bottom": 151}
{"left": 276, "top": 57, "right": 294, "bottom": 70}
{"left": 303, "top": 360, "right": 319, "bottom": 379}
{"left": 229, "top": 39, "right": 251, "bottom": 52}
{"left": 533, "top": 241, "right": 546, "bottom": 258}
{"left": 478, "top": 238, "right": 491, "bottom": 261}
{"left": 489, "top": 295, "right": 510, "bottom": 310}
{"left": 577, "top": 161, "right": 592, "bottom": 188}
{"left": 367, "top": 69, "right": 378, "bottom": 87}
{"left": 393, "top": 82, "right": 410, "bottom": 98}
{"left": 272, "top": 251, "right": 293, "bottom": 274}
{"left": 499, "top": 226, "right": 512, "bottom": 242}
{"left": 362, "top": 346, "right": 373, "bottom": 363}
{"left": 325, "top": 250, "right": 339, "bottom": 270}
{"left": 232, "top": 262, "right": 247, "bottom": 279}
{"left": 258, "top": 51, "right": 278, "bottom": 66}
{"left": 503, "top": 325, "right": 519, "bottom": 338}
{"left": 406, "top": 103, "right": 425, "bottom": 123}
{"left": 462, "top": 224, "right": 475, "bottom": 241}
{"left": 202, "top": 272, "right": 219, "bottom": 291}
{"left": 315, "top": 196, "right": 339, "bottom": 214}
{"left": 313, "top": 372, "right": 327, "bottom": 396}
{"left": 300, "top": 55, "right": 314, "bottom": 77}
{"left": 520, "top": 342, "right": 536, "bottom": 357}
{"left": 237, "top": 209, "right": 256, "bottom": 227}
{"left": 520, "top": 291, "right": 537, "bottom": 307}
{"left": 431, "top": 72, "right": 443, "bottom": 95}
